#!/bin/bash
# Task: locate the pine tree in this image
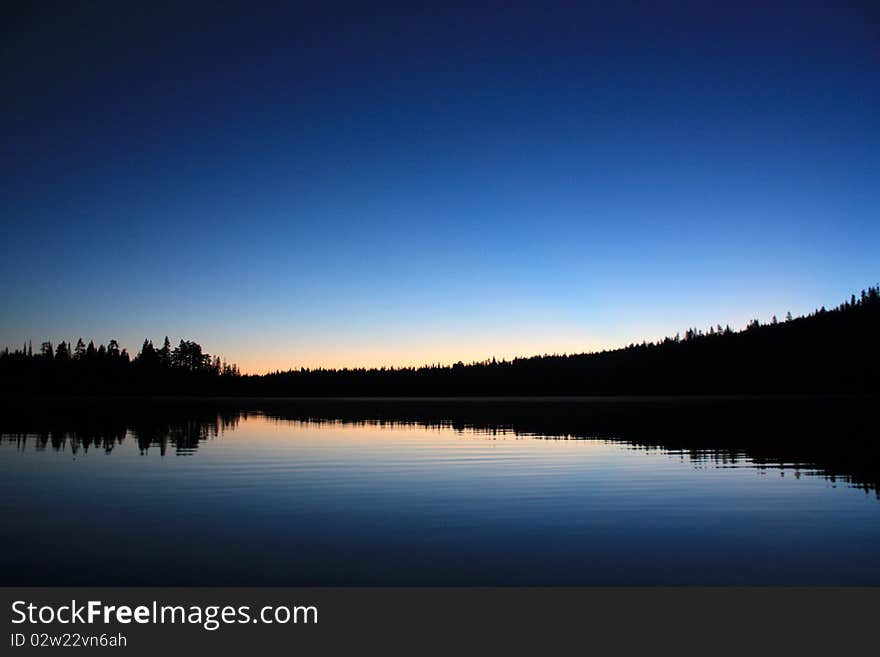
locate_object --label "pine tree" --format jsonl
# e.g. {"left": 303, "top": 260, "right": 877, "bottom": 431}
{"left": 158, "top": 337, "right": 172, "bottom": 367}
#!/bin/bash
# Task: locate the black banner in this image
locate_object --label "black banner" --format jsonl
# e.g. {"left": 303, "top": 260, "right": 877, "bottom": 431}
{"left": 2, "top": 588, "right": 877, "bottom": 654}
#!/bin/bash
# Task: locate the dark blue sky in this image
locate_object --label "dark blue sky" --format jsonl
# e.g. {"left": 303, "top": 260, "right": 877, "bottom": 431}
{"left": 2, "top": 2, "right": 878, "bottom": 371}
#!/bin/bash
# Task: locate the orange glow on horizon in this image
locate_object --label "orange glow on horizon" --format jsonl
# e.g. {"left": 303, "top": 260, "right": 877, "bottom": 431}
{"left": 230, "top": 338, "right": 614, "bottom": 375}
{"left": 208, "top": 301, "right": 803, "bottom": 375}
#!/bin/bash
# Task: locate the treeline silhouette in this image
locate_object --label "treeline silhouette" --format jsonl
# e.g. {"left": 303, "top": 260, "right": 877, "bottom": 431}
{"left": 2, "top": 287, "right": 878, "bottom": 395}
{"left": 0, "top": 337, "right": 239, "bottom": 395}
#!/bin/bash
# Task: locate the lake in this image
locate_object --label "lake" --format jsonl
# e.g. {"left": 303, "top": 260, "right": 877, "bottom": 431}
{"left": 1, "top": 396, "right": 878, "bottom": 585}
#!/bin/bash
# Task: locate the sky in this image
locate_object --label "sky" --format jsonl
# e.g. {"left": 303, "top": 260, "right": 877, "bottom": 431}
{"left": 1, "top": 2, "right": 878, "bottom": 373}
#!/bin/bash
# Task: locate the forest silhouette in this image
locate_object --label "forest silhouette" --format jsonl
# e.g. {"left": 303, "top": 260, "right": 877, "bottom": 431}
{"left": 1, "top": 286, "right": 878, "bottom": 396}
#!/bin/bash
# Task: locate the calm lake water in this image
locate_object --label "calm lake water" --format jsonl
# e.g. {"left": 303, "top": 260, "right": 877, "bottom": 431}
{"left": 1, "top": 397, "right": 878, "bottom": 585}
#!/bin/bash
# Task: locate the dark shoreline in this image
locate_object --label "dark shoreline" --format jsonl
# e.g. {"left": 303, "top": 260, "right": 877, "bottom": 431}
{"left": 3, "top": 391, "right": 875, "bottom": 402}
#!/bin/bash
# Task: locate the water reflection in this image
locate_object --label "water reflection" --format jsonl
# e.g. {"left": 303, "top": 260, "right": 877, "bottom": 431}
{"left": 2, "top": 408, "right": 242, "bottom": 456}
{"left": 1, "top": 396, "right": 879, "bottom": 585}
{"left": 2, "top": 396, "right": 878, "bottom": 494}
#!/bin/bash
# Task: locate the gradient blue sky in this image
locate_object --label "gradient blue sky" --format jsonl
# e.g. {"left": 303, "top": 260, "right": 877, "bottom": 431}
{"left": 2, "top": 2, "right": 878, "bottom": 372}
